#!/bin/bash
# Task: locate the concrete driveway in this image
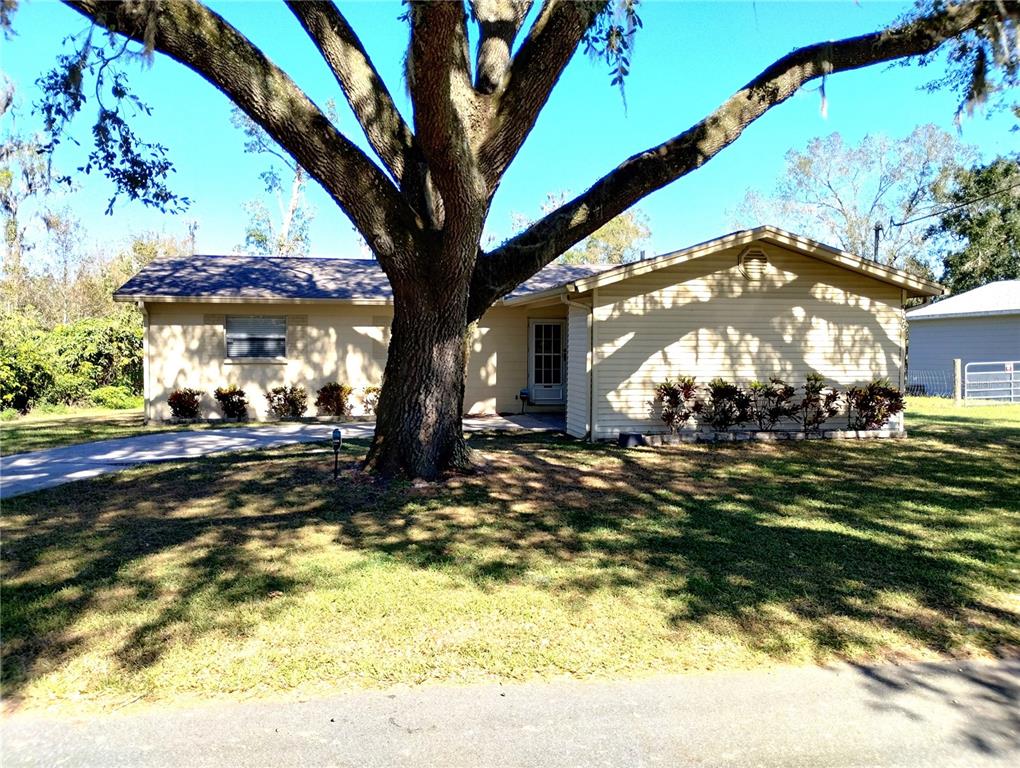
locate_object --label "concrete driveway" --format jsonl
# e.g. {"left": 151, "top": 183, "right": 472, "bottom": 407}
{"left": 0, "top": 414, "right": 564, "bottom": 499}
{"left": 2, "top": 658, "right": 1017, "bottom": 767}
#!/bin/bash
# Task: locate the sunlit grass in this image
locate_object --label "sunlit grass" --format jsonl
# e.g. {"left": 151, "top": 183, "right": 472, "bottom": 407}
{"left": 2, "top": 397, "right": 1017, "bottom": 712}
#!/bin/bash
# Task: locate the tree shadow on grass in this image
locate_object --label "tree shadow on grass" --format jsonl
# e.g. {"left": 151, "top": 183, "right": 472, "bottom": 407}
{"left": 1, "top": 415, "right": 1018, "bottom": 713}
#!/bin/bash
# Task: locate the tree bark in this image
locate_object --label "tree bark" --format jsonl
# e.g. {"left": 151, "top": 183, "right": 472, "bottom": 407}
{"left": 364, "top": 263, "right": 473, "bottom": 479}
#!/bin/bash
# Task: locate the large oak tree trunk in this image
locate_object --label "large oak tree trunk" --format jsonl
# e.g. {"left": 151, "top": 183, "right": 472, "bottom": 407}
{"left": 363, "top": 244, "right": 477, "bottom": 479}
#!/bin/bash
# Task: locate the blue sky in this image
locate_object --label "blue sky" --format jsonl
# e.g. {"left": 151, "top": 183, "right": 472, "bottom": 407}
{"left": 2, "top": 0, "right": 1017, "bottom": 261}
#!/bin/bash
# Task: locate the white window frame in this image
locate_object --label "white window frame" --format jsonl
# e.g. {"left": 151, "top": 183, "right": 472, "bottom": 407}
{"left": 225, "top": 315, "right": 288, "bottom": 361}
{"left": 528, "top": 319, "right": 566, "bottom": 404}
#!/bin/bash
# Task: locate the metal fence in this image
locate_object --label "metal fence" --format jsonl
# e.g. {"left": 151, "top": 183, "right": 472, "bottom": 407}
{"left": 964, "top": 361, "right": 1020, "bottom": 403}
{"left": 905, "top": 369, "right": 953, "bottom": 397}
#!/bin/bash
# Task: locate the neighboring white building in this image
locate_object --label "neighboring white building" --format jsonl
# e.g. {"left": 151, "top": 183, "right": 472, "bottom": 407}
{"left": 906, "top": 280, "right": 1020, "bottom": 397}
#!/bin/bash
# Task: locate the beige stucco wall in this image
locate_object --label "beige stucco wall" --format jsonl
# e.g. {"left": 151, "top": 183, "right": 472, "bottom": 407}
{"left": 589, "top": 243, "right": 906, "bottom": 439}
{"left": 145, "top": 301, "right": 566, "bottom": 421}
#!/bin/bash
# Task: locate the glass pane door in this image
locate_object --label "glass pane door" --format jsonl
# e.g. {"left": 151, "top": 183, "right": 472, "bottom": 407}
{"left": 530, "top": 321, "right": 565, "bottom": 403}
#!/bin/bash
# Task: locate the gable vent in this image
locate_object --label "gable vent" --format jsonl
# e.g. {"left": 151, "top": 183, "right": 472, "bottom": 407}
{"left": 738, "top": 247, "right": 769, "bottom": 280}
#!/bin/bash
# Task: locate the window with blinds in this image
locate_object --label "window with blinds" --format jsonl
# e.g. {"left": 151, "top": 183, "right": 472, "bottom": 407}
{"left": 225, "top": 316, "right": 287, "bottom": 358}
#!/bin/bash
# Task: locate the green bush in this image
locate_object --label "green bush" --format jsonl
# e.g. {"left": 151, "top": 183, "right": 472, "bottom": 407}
{"left": 90, "top": 385, "right": 141, "bottom": 410}
{"left": 167, "top": 388, "right": 203, "bottom": 419}
{"left": 0, "top": 319, "right": 53, "bottom": 413}
{"left": 266, "top": 385, "right": 307, "bottom": 419}
{"left": 0, "top": 408, "right": 20, "bottom": 422}
{"left": 702, "top": 378, "right": 752, "bottom": 431}
{"left": 214, "top": 385, "right": 249, "bottom": 419}
{"left": 846, "top": 378, "right": 905, "bottom": 430}
{"left": 314, "top": 382, "right": 353, "bottom": 417}
{"left": 654, "top": 376, "right": 701, "bottom": 433}
{"left": 44, "top": 313, "right": 143, "bottom": 400}
{"left": 0, "top": 311, "right": 143, "bottom": 412}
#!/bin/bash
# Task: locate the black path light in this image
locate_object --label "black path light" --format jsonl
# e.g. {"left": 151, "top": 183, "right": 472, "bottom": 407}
{"left": 331, "top": 428, "right": 342, "bottom": 480}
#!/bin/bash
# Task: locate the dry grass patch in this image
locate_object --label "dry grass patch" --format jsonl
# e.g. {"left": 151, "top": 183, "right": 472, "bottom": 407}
{"left": 1, "top": 398, "right": 1018, "bottom": 712}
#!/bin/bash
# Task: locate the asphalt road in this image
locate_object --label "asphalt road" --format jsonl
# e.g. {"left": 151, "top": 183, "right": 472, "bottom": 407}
{"left": 3, "top": 658, "right": 1017, "bottom": 767}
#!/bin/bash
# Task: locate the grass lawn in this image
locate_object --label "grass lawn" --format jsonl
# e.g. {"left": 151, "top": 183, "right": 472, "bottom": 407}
{"left": 2, "top": 397, "right": 1018, "bottom": 712}
{"left": 0, "top": 407, "right": 276, "bottom": 456}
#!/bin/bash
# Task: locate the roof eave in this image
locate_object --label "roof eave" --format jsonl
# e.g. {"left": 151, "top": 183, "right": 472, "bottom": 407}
{"left": 499, "top": 286, "right": 573, "bottom": 307}
{"left": 907, "top": 308, "right": 1020, "bottom": 321}
{"left": 757, "top": 229, "right": 944, "bottom": 297}
{"left": 112, "top": 294, "right": 394, "bottom": 305}
{"left": 566, "top": 225, "right": 945, "bottom": 298}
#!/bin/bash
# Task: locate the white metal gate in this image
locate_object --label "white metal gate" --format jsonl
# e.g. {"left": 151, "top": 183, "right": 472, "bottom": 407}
{"left": 964, "top": 360, "right": 1020, "bottom": 403}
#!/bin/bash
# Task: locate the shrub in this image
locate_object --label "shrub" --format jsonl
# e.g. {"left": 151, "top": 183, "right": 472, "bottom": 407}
{"left": 362, "top": 386, "right": 381, "bottom": 416}
{"left": 748, "top": 378, "right": 798, "bottom": 431}
{"left": 314, "top": 382, "right": 353, "bottom": 418}
{"left": 801, "top": 374, "right": 841, "bottom": 432}
{"left": 214, "top": 385, "right": 249, "bottom": 419}
{"left": 0, "top": 311, "right": 143, "bottom": 410}
{"left": 0, "top": 326, "right": 52, "bottom": 413}
{"left": 43, "top": 313, "right": 143, "bottom": 402}
{"left": 0, "top": 408, "right": 20, "bottom": 422}
{"left": 167, "top": 388, "right": 203, "bottom": 419}
{"left": 845, "top": 378, "right": 905, "bottom": 430}
{"left": 266, "top": 385, "right": 308, "bottom": 419}
{"left": 702, "top": 378, "right": 752, "bottom": 431}
{"left": 654, "top": 376, "right": 701, "bottom": 433}
{"left": 90, "top": 385, "right": 141, "bottom": 410}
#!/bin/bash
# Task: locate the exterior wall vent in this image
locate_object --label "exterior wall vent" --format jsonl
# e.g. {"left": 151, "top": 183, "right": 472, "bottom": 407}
{"left": 738, "top": 247, "right": 769, "bottom": 280}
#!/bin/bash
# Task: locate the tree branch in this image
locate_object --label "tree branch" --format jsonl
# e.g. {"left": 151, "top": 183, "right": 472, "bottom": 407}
{"left": 285, "top": 0, "right": 415, "bottom": 185}
{"left": 472, "top": 0, "right": 532, "bottom": 94}
{"left": 470, "top": 1, "right": 994, "bottom": 317}
{"left": 407, "top": 0, "right": 484, "bottom": 214}
{"left": 478, "top": 0, "right": 606, "bottom": 190}
{"left": 63, "top": 0, "right": 421, "bottom": 265}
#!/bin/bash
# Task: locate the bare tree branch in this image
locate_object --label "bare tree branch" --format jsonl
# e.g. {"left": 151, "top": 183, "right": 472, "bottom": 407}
{"left": 472, "top": 0, "right": 532, "bottom": 94}
{"left": 478, "top": 0, "right": 606, "bottom": 190}
{"left": 63, "top": 0, "right": 421, "bottom": 265}
{"left": 470, "top": 1, "right": 994, "bottom": 317}
{"left": 285, "top": 0, "right": 415, "bottom": 185}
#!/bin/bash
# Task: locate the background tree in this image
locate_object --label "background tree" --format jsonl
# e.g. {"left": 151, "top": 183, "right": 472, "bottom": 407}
{"left": 40, "top": 208, "right": 89, "bottom": 325}
{"left": 730, "top": 125, "right": 974, "bottom": 275}
{"left": 562, "top": 209, "right": 651, "bottom": 265}
{"left": 511, "top": 192, "right": 652, "bottom": 264}
{"left": 928, "top": 154, "right": 1020, "bottom": 293}
{"left": 28, "top": 0, "right": 1020, "bottom": 477}
{"left": 1, "top": 79, "right": 58, "bottom": 314}
{"left": 0, "top": 60, "right": 193, "bottom": 412}
{"left": 0, "top": 228, "right": 186, "bottom": 412}
{"left": 230, "top": 107, "right": 314, "bottom": 257}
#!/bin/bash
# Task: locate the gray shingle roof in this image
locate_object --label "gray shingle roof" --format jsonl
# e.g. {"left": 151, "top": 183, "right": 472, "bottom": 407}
{"left": 906, "top": 280, "right": 1020, "bottom": 320}
{"left": 114, "top": 255, "right": 614, "bottom": 303}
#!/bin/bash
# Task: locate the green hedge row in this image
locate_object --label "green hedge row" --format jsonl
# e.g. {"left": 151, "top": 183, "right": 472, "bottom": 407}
{"left": 0, "top": 312, "right": 143, "bottom": 413}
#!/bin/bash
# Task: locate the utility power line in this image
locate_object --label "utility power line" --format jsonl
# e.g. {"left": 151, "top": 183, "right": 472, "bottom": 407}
{"left": 891, "top": 180, "right": 1020, "bottom": 228}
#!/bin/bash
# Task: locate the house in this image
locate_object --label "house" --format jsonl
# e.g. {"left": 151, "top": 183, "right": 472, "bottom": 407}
{"left": 114, "top": 226, "right": 942, "bottom": 439}
{"left": 905, "top": 280, "right": 1020, "bottom": 398}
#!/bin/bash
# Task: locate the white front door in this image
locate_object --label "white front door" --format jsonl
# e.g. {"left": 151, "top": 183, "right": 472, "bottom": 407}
{"left": 529, "top": 320, "right": 566, "bottom": 404}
